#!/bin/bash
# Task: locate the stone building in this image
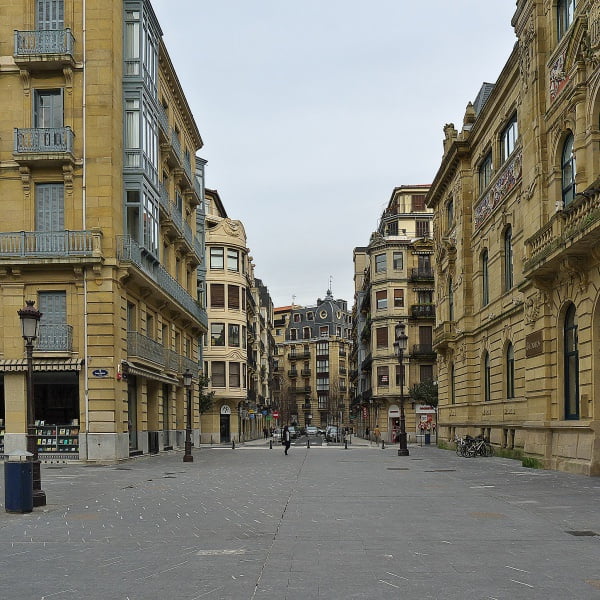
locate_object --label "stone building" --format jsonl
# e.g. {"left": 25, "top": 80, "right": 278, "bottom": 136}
{"left": 0, "top": 0, "right": 208, "bottom": 461}
{"left": 272, "top": 292, "right": 352, "bottom": 430}
{"left": 428, "top": 0, "right": 600, "bottom": 474}
{"left": 201, "top": 189, "right": 274, "bottom": 443}
{"left": 352, "top": 186, "right": 435, "bottom": 443}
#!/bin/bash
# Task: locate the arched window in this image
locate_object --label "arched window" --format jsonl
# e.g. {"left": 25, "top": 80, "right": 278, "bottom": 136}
{"left": 481, "top": 249, "right": 489, "bottom": 307}
{"left": 504, "top": 226, "right": 513, "bottom": 291}
{"left": 483, "top": 352, "right": 491, "bottom": 402}
{"left": 564, "top": 303, "right": 579, "bottom": 419}
{"left": 448, "top": 277, "right": 454, "bottom": 321}
{"left": 506, "top": 342, "right": 515, "bottom": 399}
{"left": 561, "top": 133, "right": 576, "bottom": 207}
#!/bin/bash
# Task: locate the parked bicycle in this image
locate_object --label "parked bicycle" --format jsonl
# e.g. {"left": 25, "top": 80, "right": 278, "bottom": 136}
{"left": 455, "top": 435, "right": 493, "bottom": 458}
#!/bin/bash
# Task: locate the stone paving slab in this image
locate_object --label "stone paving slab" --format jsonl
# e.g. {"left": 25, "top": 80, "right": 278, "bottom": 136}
{"left": 0, "top": 443, "right": 599, "bottom": 599}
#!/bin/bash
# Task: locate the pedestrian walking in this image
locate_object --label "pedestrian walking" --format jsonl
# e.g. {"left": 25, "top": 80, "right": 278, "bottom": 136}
{"left": 263, "top": 426, "right": 269, "bottom": 440}
{"left": 282, "top": 425, "right": 291, "bottom": 455}
{"left": 365, "top": 426, "right": 370, "bottom": 440}
{"left": 374, "top": 425, "right": 380, "bottom": 444}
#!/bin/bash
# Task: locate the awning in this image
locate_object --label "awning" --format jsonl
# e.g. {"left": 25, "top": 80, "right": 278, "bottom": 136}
{"left": 0, "top": 358, "right": 84, "bottom": 372}
{"left": 121, "top": 360, "right": 180, "bottom": 385}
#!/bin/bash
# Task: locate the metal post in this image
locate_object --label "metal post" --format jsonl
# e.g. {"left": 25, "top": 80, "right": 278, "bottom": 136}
{"left": 395, "top": 322, "right": 409, "bottom": 457}
{"left": 183, "top": 370, "right": 193, "bottom": 462}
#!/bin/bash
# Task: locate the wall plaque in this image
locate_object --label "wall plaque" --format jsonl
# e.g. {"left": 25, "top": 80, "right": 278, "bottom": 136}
{"left": 525, "top": 330, "right": 543, "bottom": 358}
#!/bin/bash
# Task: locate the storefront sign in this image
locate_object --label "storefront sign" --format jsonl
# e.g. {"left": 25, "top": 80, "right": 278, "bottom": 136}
{"left": 388, "top": 405, "right": 400, "bottom": 417}
{"left": 92, "top": 369, "right": 108, "bottom": 378}
{"left": 416, "top": 404, "right": 436, "bottom": 414}
{"left": 525, "top": 330, "right": 543, "bottom": 358}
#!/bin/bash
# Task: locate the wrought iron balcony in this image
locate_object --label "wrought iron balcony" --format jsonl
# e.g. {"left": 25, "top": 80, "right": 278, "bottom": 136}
{"left": 410, "top": 304, "right": 435, "bottom": 319}
{"left": 339, "top": 367, "right": 347, "bottom": 374}
{"left": 301, "top": 368, "right": 311, "bottom": 376}
{"left": 0, "top": 230, "right": 101, "bottom": 261}
{"left": 411, "top": 344, "right": 435, "bottom": 357}
{"left": 408, "top": 268, "right": 434, "bottom": 282}
{"left": 117, "top": 236, "right": 207, "bottom": 329}
{"left": 127, "top": 331, "right": 165, "bottom": 367}
{"left": 37, "top": 324, "right": 73, "bottom": 352}
{"left": 14, "top": 127, "right": 75, "bottom": 164}
{"left": 157, "top": 103, "right": 169, "bottom": 139}
{"left": 14, "top": 29, "right": 75, "bottom": 69}
{"left": 288, "top": 369, "right": 298, "bottom": 378}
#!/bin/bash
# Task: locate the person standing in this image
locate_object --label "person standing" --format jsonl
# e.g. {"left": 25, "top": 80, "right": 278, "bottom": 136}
{"left": 283, "top": 425, "right": 291, "bottom": 455}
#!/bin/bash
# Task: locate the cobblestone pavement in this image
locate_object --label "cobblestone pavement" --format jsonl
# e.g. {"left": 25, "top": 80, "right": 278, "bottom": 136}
{"left": 1, "top": 441, "right": 599, "bottom": 599}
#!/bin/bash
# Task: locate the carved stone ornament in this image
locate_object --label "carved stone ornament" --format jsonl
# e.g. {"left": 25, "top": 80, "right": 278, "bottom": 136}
{"left": 455, "top": 343, "right": 466, "bottom": 363}
{"left": 519, "top": 19, "right": 535, "bottom": 90}
{"left": 559, "top": 255, "right": 588, "bottom": 290}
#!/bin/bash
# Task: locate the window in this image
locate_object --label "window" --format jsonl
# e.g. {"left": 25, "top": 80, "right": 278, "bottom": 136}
{"left": 229, "top": 362, "right": 240, "bottom": 388}
{"left": 416, "top": 220, "right": 430, "bottom": 238}
{"left": 376, "top": 327, "right": 388, "bottom": 348}
{"left": 293, "top": 313, "right": 301, "bottom": 322}
{"left": 210, "top": 247, "right": 224, "bottom": 269}
{"left": 228, "top": 285, "right": 240, "bottom": 309}
{"left": 479, "top": 152, "right": 492, "bottom": 194}
{"left": 38, "top": 291, "right": 67, "bottom": 350}
{"left": 34, "top": 89, "right": 63, "bottom": 128}
{"left": 210, "top": 283, "right": 225, "bottom": 308}
{"left": 394, "top": 289, "right": 404, "bottom": 308}
{"left": 375, "top": 253, "right": 386, "bottom": 273}
{"left": 419, "top": 364, "right": 433, "bottom": 383}
{"left": 561, "top": 133, "right": 576, "bottom": 207}
{"left": 395, "top": 364, "right": 405, "bottom": 387}
{"left": 411, "top": 195, "right": 426, "bottom": 211}
{"left": 481, "top": 249, "right": 489, "bottom": 306}
{"left": 320, "top": 326, "right": 329, "bottom": 337}
{"left": 377, "top": 366, "right": 389, "bottom": 386}
{"left": 318, "top": 394, "right": 328, "bottom": 410}
{"left": 242, "top": 364, "right": 247, "bottom": 388}
{"left": 317, "top": 360, "right": 329, "bottom": 374}
{"left": 316, "top": 341, "right": 329, "bottom": 355}
{"left": 316, "top": 377, "right": 329, "bottom": 391}
{"left": 307, "top": 312, "right": 314, "bottom": 320}
{"left": 211, "top": 361, "right": 226, "bottom": 387}
{"left": 303, "top": 327, "right": 310, "bottom": 339}
{"left": 36, "top": 184, "right": 64, "bottom": 233}
{"left": 393, "top": 252, "right": 403, "bottom": 270}
{"left": 36, "top": 0, "right": 65, "bottom": 29}
{"left": 564, "top": 303, "right": 579, "bottom": 419}
{"left": 417, "top": 290, "right": 433, "bottom": 304}
{"left": 504, "top": 226, "right": 513, "bottom": 291}
{"left": 227, "top": 249, "right": 239, "bottom": 271}
{"left": 557, "top": 0, "right": 576, "bottom": 41}
{"left": 448, "top": 278, "right": 454, "bottom": 321}
{"left": 500, "top": 114, "right": 518, "bottom": 163}
{"left": 506, "top": 343, "right": 515, "bottom": 399}
{"left": 376, "top": 290, "right": 387, "bottom": 310}
{"left": 483, "top": 352, "right": 491, "bottom": 402}
{"left": 446, "top": 198, "right": 454, "bottom": 230}
{"left": 228, "top": 324, "right": 240, "bottom": 347}
{"left": 450, "top": 363, "right": 456, "bottom": 404}
{"left": 210, "top": 323, "right": 225, "bottom": 346}
{"left": 290, "top": 329, "right": 297, "bottom": 341}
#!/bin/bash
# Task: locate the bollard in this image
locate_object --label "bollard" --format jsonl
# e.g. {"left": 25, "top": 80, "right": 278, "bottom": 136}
{"left": 307, "top": 439, "right": 310, "bottom": 448}
{"left": 232, "top": 440, "right": 235, "bottom": 450}
{"left": 269, "top": 440, "right": 273, "bottom": 449}
{"left": 382, "top": 440, "right": 385, "bottom": 450}
{"left": 344, "top": 439, "right": 348, "bottom": 450}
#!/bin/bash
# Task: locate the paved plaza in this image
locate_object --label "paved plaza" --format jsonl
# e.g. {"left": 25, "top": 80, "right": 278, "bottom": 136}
{"left": 0, "top": 439, "right": 599, "bottom": 600}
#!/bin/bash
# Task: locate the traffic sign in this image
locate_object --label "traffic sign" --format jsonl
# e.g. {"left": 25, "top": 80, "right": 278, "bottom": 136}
{"left": 272, "top": 411, "right": 279, "bottom": 418}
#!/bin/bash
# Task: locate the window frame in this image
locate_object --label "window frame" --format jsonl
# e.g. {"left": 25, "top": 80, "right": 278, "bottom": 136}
{"left": 500, "top": 114, "right": 518, "bottom": 163}
{"left": 210, "top": 247, "right": 224, "bottom": 270}
{"left": 375, "top": 253, "right": 387, "bottom": 273}
{"left": 564, "top": 303, "right": 579, "bottom": 420}
{"left": 483, "top": 351, "right": 491, "bottom": 402}
{"left": 481, "top": 249, "right": 489, "bottom": 307}
{"left": 561, "top": 132, "right": 576, "bottom": 207}
{"left": 504, "top": 226, "right": 513, "bottom": 291}
{"left": 506, "top": 342, "right": 515, "bottom": 399}
{"left": 557, "top": 0, "right": 576, "bottom": 41}
{"left": 478, "top": 152, "right": 493, "bottom": 195}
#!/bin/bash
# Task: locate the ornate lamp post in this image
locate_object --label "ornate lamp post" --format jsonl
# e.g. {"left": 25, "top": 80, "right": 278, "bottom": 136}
{"left": 393, "top": 321, "right": 409, "bottom": 457}
{"left": 183, "top": 369, "right": 193, "bottom": 462}
{"left": 18, "top": 300, "right": 46, "bottom": 506}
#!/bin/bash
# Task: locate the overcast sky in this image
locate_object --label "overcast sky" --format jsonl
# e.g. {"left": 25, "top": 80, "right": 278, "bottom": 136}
{"left": 151, "top": 1, "right": 518, "bottom": 308}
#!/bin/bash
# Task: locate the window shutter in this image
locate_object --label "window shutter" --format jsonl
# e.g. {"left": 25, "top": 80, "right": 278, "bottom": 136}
{"left": 228, "top": 285, "right": 240, "bottom": 309}
{"left": 394, "top": 289, "right": 404, "bottom": 307}
{"left": 412, "top": 195, "right": 426, "bottom": 211}
{"left": 37, "top": 0, "right": 64, "bottom": 30}
{"left": 210, "top": 284, "right": 225, "bottom": 308}
{"left": 376, "top": 327, "right": 388, "bottom": 348}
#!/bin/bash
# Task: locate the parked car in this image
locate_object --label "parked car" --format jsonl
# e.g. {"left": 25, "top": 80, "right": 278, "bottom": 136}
{"left": 288, "top": 426, "right": 299, "bottom": 439}
{"left": 305, "top": 426, "right": 318, "bottom": 436}
{"left": 272, "top": 428, "right": 282, "bottom": 441}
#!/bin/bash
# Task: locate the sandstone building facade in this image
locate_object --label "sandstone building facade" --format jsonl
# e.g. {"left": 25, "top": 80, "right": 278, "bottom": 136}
{"left": 0, "top": 0, "right": 207, "bottom": 461}
{"left": 428, "top": 0, "right": 600, "bottom": 474}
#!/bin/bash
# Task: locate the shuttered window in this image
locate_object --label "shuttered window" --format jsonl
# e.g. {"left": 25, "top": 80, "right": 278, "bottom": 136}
{"left": 36, "top": 184, "right": 64, "bottom": 231}
{"left": 39, "top": 291, "right": 66, "bottom": 324}
{"left": 376, "top": 290, "right": 387, "bottom": 310}
{"left": 376, "top": 327, "right": 388, "bottom": 348}
{"left": 210, "top": 284, "right": 225, "bottom": 308}
{"left": 229, "top": 362, "right": 240, "bottom": 388}
{"left": 411, "top": 195, "right": 426, "bottom": 211}
{"left": 228, "top": 285, "right": 240, "bottom": 309}
{"left": 36, "top": 0, "right": 64, "bottom": 30}
{"left": 211, "top": 361, "right": 225, "bottom": 387}
{"left": 393, "top": 289, "right": 404, "bottom": 307}
{"left": 34, "top": 89, "right": 63, "bottom": 128}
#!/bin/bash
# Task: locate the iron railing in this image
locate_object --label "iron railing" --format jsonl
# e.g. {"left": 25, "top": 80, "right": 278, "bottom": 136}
{"left": 14, "top": 29, "right": 74, "bottom": 56}
{"left": 14, "top": 127, "right": 74, "bottom": 154}
{"left": 38, "top": 324, "right": 73, "bottom": 352}
{"left": 127, "top": 331, "right": 165, "bottom": 366}
{"left": 0, "top": 230, "right": 98, "bottom": 257}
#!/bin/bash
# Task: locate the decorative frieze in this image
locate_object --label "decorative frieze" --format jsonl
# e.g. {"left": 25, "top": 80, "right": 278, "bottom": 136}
{"left": 474, "top": 150, "right": 522, "bottom": 229}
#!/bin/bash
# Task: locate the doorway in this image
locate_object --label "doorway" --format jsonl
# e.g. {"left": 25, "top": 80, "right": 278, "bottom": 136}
{"left": 220, "top": 414, "right": 230, "bottom": 443}
{"left": 127, "top": 376, "right": 138, "bottom": 450}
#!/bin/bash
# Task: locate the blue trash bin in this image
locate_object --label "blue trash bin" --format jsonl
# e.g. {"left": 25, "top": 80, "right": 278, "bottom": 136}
{"left": 5, "top": 460, "right": 33, "bottom": 513}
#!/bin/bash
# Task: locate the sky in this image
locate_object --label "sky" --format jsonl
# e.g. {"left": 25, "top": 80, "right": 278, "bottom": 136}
{"left": 151, "top": 1, "right": 518, "bottom": 308}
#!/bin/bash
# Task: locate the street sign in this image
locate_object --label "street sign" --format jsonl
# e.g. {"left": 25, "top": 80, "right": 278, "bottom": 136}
{"left": 272, "top": 411, "right": 279, "bottom": 418}
{"left": 92, "top": 369, "right": 108, "bottom": 378}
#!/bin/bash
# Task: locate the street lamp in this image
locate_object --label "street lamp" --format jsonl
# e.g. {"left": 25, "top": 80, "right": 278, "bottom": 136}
{"left": 183, "top": 369, "right": 193, "bottom": 462}
{"left": 393, "top": 321, "right": 409, "bottom": 457}
{"left": 17, "top": 300, "right": 46, "bottom": 506}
